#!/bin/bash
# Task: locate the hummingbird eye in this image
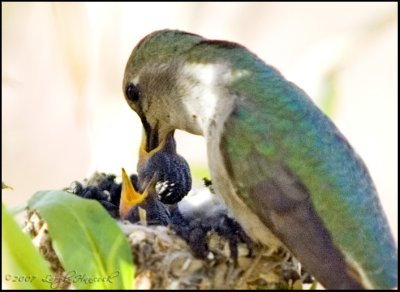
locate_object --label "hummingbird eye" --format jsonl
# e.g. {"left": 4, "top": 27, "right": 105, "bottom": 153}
{"left": 126, "top": 83, "right": 140, "bottom": 102}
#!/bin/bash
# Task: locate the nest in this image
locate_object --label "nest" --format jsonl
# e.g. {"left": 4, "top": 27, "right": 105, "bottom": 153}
{"left": 24, "top": 205, "right": 315, "bottom": 289}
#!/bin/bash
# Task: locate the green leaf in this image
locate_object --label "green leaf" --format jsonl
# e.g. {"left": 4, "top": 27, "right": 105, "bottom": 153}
{"left": 320, "top": 70, "right": 338, "bottom": 118}
{"left": 8, "top": 204, "right": 28, "bottom": 216}
{"left": 2, "top": 181, "right": 13, "bottom": 190}
{"left": 2, "top": 202, "right": 52, "bottom": 289}
{"left": 309, "top": 280, "right": 318, "bottom": 290}
{"left": 190, "top": 165, "right": 210, "bottom": 182}
{"left": 28, "top": 190, "right": 134, "bottom": 289}
{"left": 292, "top": 279, "right": 303, "bottom": 290}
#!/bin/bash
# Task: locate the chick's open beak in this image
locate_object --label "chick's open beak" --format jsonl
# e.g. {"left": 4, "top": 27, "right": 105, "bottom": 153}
{"left": 119, "top": 168, "right": 149, "bottom": 219}
{"left": 120, "top": 127, "right": 179, "bottom": 219}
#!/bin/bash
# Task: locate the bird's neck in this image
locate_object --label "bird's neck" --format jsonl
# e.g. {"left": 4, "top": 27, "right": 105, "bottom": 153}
{"left": 178, "top": 62, "right": 240, "bottom": 136}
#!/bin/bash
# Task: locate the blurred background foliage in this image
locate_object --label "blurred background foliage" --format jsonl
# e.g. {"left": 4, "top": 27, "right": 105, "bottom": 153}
{"left": 2, "top": 3, "right": 397, "bottom": 241}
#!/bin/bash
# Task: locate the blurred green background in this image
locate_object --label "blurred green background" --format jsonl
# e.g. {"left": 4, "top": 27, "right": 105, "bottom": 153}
{"left": 2, "top": 2, "right": 397, "bottom": 240}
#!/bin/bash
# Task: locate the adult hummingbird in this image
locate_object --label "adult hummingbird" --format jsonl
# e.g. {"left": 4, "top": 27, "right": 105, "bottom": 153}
{"left": 122, "top": 29, "right": 397, "bottom": 289}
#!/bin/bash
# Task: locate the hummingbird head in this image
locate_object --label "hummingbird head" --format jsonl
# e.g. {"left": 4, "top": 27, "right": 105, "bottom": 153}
{"left": 123, "top": 29, "right": 206, "bottom": 152}
{"left": 123, "top": 29, "right": 251, "bottom": 153}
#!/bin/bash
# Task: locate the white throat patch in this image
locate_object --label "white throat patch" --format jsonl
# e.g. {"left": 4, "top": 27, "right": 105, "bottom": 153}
{"left": 181, "top": 63, "right": 248, "bottom": 135}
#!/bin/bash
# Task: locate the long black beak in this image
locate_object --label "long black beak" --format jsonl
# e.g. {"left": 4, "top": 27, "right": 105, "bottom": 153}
{"left": 140, "top": 116, "right": 159, "bottom": 152}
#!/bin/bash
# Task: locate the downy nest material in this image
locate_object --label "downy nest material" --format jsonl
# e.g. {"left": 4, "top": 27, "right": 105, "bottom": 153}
{"left": 24, "top": 173, "right": 315, "bottom": 289}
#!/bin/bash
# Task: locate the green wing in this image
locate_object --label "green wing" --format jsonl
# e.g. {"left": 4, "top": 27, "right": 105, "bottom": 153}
{"left": 219, "top": 86, "right": 397, "bottom": 289}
